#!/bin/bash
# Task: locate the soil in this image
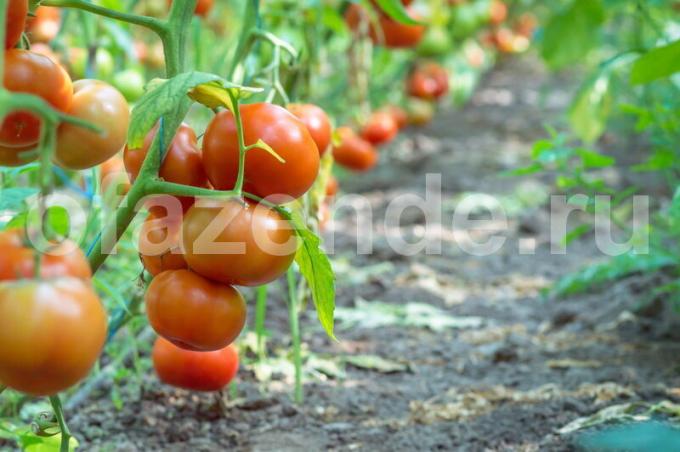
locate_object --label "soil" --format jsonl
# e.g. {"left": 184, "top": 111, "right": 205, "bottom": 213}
{"left": 66, "top": 55, "right": 680, "bottom": 451}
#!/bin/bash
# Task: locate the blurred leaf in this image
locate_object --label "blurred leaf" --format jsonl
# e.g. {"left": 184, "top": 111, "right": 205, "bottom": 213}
{"left": 541, "top": 0, "right": 605, "bottom": 69}
{"left": 577, "top": 148, "right": 615, "bottom": 168}
{"left": 569, "top": 71, "right": 612, "bottom": 143}
{"left": 44, "top": 206, "right": 70, "bottom": 240}
{"left": 631, "top": 39, "right": 680, "bottom": 85}
{"left": 373, "top": 0, "right": 422, "bottom": 25}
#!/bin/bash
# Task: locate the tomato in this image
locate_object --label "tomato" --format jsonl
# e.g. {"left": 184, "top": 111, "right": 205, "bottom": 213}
{"left": 139, "top": 212, "right": 187, "bottom": 276}
{"left": 382, "top": 105, "right": 409, "bottom": 130}
{"left": 0, "top": 143, "right": 36, "bottom": 167}
{"left": 152, "top": 337, "right": 239, "bottom": 392}
{"left": 125, "top": 123, "right": 208, "bottom": 215}
{"left": 326, "top": 175, "right": 338, "bottom": 198}
{"left": 202, "top": 103, "right": 320, "bottom": 203}
{"left": 318, "top": 201, "right": 331, "bottom": 232}
{"left": 360, "top": 112, "right": 399, "bottom": 146}
{"left": 0, "top": 229, "right": 91, "bottom": 281}
{"left": 346, "top": 4, "right": 425, "bottom": 49}
{"left": 54, "top": 80, "right": 130, "bottom": 170}
{"left": 26, "top": 6, "right": 61, "bottom": 43}
{"left": 407, "top": 62, "right": 449, "bottom": 100}
{"left": 489, "top": 0, "right": 508, "bottom": 26}
{"left": 287, "top": 103, "right": 332, "bottom": 156}
{"left": 0, "top": 277, "right": 107, "bottom": 396}
{"left": 182, "top": 199, "right": 297, "bottom": 287}
{"left": 100, "top": 154, "right": 130, "bottom": 196}
{"left": 112, "top": 69, "right": 146, "bottom": 102}
{"left": 1, "top": 50, "right": 73, "bottom": 148}
{"left": 406, "top": 97, "right": 435, "bottom": 126}
{"left": 146, "top": 269, "right": 246, "bottom": 351}
{"left": 69, "top": 47, "right": 115, "bottom": 81}
{"left": 495, "top": 27, "right": 516, "bottom": 53}
{"left": 514, "top": 13, "right": 537, "bottom": 38}
{"left": 29, "top": 43, "right": 60, "bottom": 64}
{"left": 166, "top": 0, "right": 214, "bottom": 17}
{"left": 5, "top": 0, "right": 28, "bottom": 49}
{"left": 332, "top": 127, "right": 378, "bottom": 172}
{"left": 417, "top": 26, "right": 451, "bottom": 56}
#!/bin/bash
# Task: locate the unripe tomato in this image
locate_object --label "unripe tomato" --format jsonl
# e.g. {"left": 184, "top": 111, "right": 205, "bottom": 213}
{"left": 406, "top": 97, "right": 435, "bottom": 126}
{"left": 417, "top": 26, "right": 452, "bottom": 56}
{"left": 5, "top": 0, "right": 28, "bottom": 49}
{"left": 287, "top": 103, "right": 333, "bottom": 156}
{"left": 1, "top": 49, "right": 73, "bottom": 148}
{"left": 0, "top": 229, "right": 91, "bottom": 281}
{"left": 166, "top": 0, "right": 214, "bottom": 17}
{"left": 69, "top": 47, "right": 115, "bottom": 81}
{"left": 100, "top": 154, "right": 130, "bottom": 196}
{"left": 152, "top": 337, "right": 239, "bottom": 392}
{"left": 54, "top": 80, "right": 130, "bottom": 170}
{"left": 112, "top": 69, "right": 146, "bottom": 102}
{"left": 382, "top": 105, "right": 409, "bottom": 130}
{"left": 326, "top": 175, "right": 339, "bottom": 198}
{"left": 407, "top": 62, "right": 449, "bottom": 100}
{"left": 360, "top": 112, "right": 399, "bottom": 146}
{"left": 345, "top": 4, "right": 425, "bottom": 49}
{"left": 0, "top": 277, "right": 107, "bottom": 396}
{"left": 0, "top": 143, "right": 36, "bottom": 167}
{"left": 124, "top": 123, "right": 208, "bottom": 215}
{"left": 332, "top": 127, "right": 378, "bottom": 172}
{"left": 26, "top": 6, "right": 61, "bottom": 43}
{"left": 182, "top": 199, "right": 297, "bottom": 287}
{"left": 139, "top": 212, "right": 187, "bottom": 276}
{"left": 202, "top": 103, "right": 320, "bottom": 203}
{"left": 146, "top": 270, "right": 246, "bottom": 351}
{"left": 489, "top": 0, "right": 508, "bottom": 26}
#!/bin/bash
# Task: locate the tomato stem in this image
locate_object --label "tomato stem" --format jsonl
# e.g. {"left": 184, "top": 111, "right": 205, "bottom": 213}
{"left": 49, "top": 395, "right": 71, "bottom": 452}
{"left": 287, "top": 268, "right": 303, "bottom": 404}
{"left": 41, "top": 0, "right": 165, "bottom": 34}
{"left": 228, "top": 90, "right": 248, "bottom": 196}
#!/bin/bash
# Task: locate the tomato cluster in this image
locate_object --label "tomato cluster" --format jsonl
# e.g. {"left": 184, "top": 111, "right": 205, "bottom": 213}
{"left": 0, "top": 229, "right": 106, "bottom": 396}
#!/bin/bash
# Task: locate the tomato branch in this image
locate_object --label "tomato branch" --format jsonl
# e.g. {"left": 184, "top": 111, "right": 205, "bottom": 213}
{"left": 41, "top": 0, "right": 165, "bottom": 34}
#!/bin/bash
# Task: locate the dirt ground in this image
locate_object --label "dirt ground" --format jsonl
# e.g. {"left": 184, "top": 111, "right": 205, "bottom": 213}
{"left": 68, "top": 55, "right": 680, "bottom": 451}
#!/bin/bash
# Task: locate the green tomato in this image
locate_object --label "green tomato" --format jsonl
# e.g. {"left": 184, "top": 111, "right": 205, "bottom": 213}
{"left": 417, "top": 26, "right": 452, "bottom": 56}
{"left": 71, "top": 48, "right": 115, "bottom": 81}
{"left": 112, "top": 69, "right": 146, "bottom": 102}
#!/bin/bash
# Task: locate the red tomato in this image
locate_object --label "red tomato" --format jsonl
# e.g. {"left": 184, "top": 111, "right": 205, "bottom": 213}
{"left": 26, "top": 6, "right": 61, "bottom": 43}
{"left": 332, "top": 127, "right": 378, "bottom": 172}
{"left": 152, "top": 337, "right": 239, "bottom": 392}
{"left": 146, "top": 269, "right": 246, "bottom": 351}
{"left": 360, "top": 112, "right": 399, "bottom": 145}
{"left": 0, "top": 277, "right": 107, "bottom": 396}
{"left": 124, "top": 123, "right": 208, "bottom": 215}
{"left": 0, "top": 229, "right": 91, "bottom": 281}
{"left": 100, "top": 154, "right": 130, "bottom": 196}
{"left": 5, "top": 0, "right": 28, "bottom": 49}
{"left": 167, "top": 0, "right": 214, "bottom": 17}
{"left": 139, "top": 212, "right": 187, "bottom": 276}
{"left": 202, "top": 103, "right": 320, "bottom": 203}
{"left": 382, "top": 105, "right": 409, "bottom": 130}
{"left": 489, "top": 0, "right": 508, "bottom": 26}
{"left": 407, "top": 62, "right": 449, "bottom": 100}
{"left": 0, "top": 143, "right": 36, "bottom": 167}
{"left": 55, "top": 80, "right": 130, "bottom": 170}
{"left": 326, "top": 175, "right": 339, "bottom": 198}
{"left": 345, "top": 4, "right": 425, "bottom": 49}
{"left": 1, "top": 49, "right": 73, "bottom": 148}
{"left": 182, "top": 199, "right": 297, "bottom": 287}
{"left": 287, "top": 103, "right": 333, "bottom": 155}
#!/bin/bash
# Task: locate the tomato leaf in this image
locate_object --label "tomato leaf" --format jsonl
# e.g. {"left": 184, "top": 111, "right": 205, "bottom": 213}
{"left": 630, "top": 39, "right": 680, "bottom": 85}
{"left": 248, "top": 139, "right": 286, "bottom": 163}
{"left": 291, "top": 215, "right": 336, "bottom": 339}
{"left": 372, "top": 0, "right": 422, "bottom": 25}
{"left": 188, "top": 80, "right": 262, "bottom": 111}
{"left": 568, "top": 70, "right": 612, "bottom": 143}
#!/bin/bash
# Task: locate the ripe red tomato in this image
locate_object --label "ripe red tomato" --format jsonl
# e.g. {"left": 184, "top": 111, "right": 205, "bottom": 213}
{"left": 0, "top": 229, "right": 92, "bottom": 281}
{"left": 139, "top": 212, "right": 187, "bottom": 276}
{"left": 0, "top": 143, "right": 36, "bottom": 167}
{"left": 345, "top": 4, "right": 425, "bottom": 49}
{"left": 5, "top": 0, "right": 28, "bottom": 49}
{"left": 1, "top": 49, "right": 73, "bottom": 148}
{"left": 407, "top": 62, "right": 449, "bottom": 100}
{"left": 360, "top": 112, "right": 399, "bottom": 145}
{"left": 489, "top": 0, "right": 508, "bottom": 26}
{"left": 124, "top": 123, "right": 208, "bottom": 215}
{"left": 152, "top": 337, "right": 239, "bottom": 392}
{"left": 0, "top": 277, "right": 107, "bottom": 396}
{"left": 182, "top": 199, "right": 297, "bottom": 287}
{"left": 287, "top": 103, "right": 333, "bottom": 155}
{"left": 382, "top": 105, "right": 409, "bottom": 130}
{"left": 146, "top": 269, "right": 246, "bottom": 351}
{"left": 54, "top": 80, "right": 130, "bottom": 170}
{"left": 100, "top": 154, "right": 130, "bottom": 196}
{"left": 332, "top": 127, "right": 378, "bottom": 172}
{"left": 26, "top": 6, "right": 61, "bottom": 43}
{"left": 166, "top": 0, "right": 214, "bottom": 17}
{"left": 202, "top": 103, "right": 320, "bottom": 203}
{"left": 326, "top": 175, "right": 338, "bottom": 198}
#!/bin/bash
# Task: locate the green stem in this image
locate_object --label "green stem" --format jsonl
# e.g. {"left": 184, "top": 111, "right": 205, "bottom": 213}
{"left": 41, "top": 0, "right": 164, "bottom": 33}
{"left": 49, "top": 395, "right": 71, "bottom": 452}
{"left": 161, "top": 0, "right": 197, "bottom": 76}
{"left": 228, "top": 91, "right": 248, "bottom": 195}
{"left": 287, "top": 268, "right": 303, "bottom": 404}
{"left": 228, "top": 0, "right": 260, "bottom": 80}
{"left": 255, "top": 285, "right": 269, "bottom": 360}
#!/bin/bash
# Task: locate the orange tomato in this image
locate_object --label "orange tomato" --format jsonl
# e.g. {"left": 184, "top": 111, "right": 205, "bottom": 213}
{"left": 138, "top": 212, "right": 187, "bottom": 276}
{"left": 332, "top": 127, "right": 379, "bottom": 172}
{"left": 287, "top": 103, "right": 333, "bottom": 155}
{"left": 5, "top": 0, "right": 28, "bottom": 49}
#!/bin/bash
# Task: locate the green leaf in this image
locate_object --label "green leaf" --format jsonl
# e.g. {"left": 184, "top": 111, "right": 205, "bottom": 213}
{"left": 631, "top": 39, "right": 680, "bottom": 85}
{"left": 291, "top": 215, "right": 336, "bottom": 339}
{"left": 568, "top": 70, "right": 612, "bottom": 143}
{"left": 0, "top": 187, "right": 38, "bottom": 212}
{"left": 373, "top": 0, "right": 422, "bottom": 25}
{"left": 44, "top": 206, "right": 70, "bottom": 240}
{"left": 541, "top": 0, "right": 605, "bottom": 70}
{"left": 576, "top": 148, "right": 615, "bottom": 168}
